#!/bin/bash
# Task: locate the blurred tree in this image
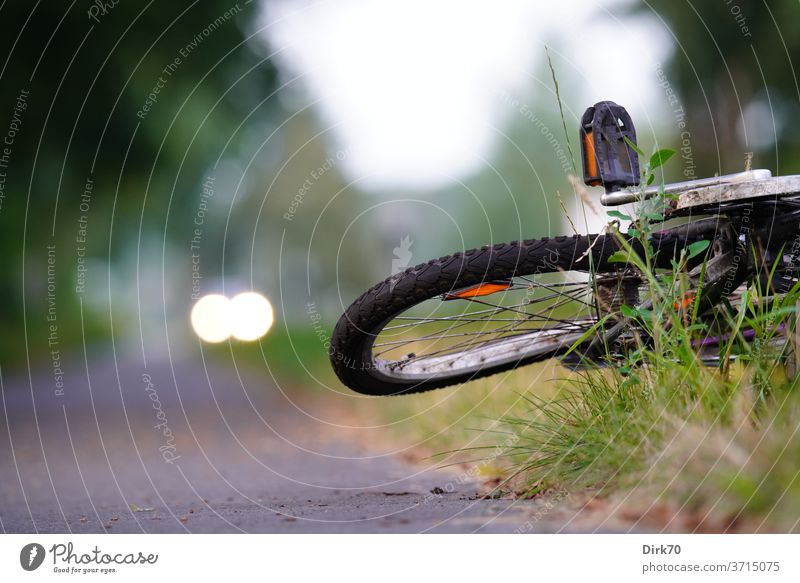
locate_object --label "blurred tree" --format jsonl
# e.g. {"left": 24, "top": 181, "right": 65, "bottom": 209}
{"left": 637, "top": 0, "right": 800, "bottom": 174}
{"left": 0, "top": 1, "right": 278, "bottom": 364}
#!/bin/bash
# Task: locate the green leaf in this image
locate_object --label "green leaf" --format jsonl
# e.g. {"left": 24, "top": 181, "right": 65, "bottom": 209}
{"left": 627, "top": 227, "right": 640, "bottom": 238}
{"left": 644, "top": 212, "right": 664, "bottom": 221}
{"left": 649, "top": 148, "right": 676, "bottom": 170}
{"left": 647, "top": 173, "right": 655, "bottom": 186}
{"left": 620, "top": 305, "right": 652, "bottom": 320}
{"left": 686, "top": 239, "right": 711, "bottom": 259}
{"left": 607, "top": 210, "right": 631, "bottom": 221}
{"left": 624, "top": 136, "right": 645, "bottom": 157}
{"left": 607, "top": 251, "right": 630, "bottom": 264}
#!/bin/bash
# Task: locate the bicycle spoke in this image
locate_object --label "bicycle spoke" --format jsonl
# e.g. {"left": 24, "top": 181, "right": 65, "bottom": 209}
{"left": 371, "top": 271, "right": 612, "bottom": 374}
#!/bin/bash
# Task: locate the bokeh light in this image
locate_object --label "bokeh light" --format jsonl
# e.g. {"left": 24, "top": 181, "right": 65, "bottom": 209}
{"left": 190, "top": 294, "right": 233, "bottom": 343}
{"left": 190, "top": 292, "right": 275, "bottom": 342}
{"left": 230, "top": 292, "right": 275, "bottom": 341}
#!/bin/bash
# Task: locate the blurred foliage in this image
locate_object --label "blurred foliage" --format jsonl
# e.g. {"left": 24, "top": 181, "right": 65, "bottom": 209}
{"left": 4, "top": 0, "right": 799, "bottom": 381}
{"left": 637, "top": 0, "right": 800, "bottom": 174}
{"left": 0, "top": 2, "right": 278, "bottom": 365}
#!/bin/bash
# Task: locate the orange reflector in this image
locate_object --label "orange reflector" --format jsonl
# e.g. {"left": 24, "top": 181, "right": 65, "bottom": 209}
{"left": 583, "top": 131, "right": 601, "bottom": 186}
{"left": 444, "top": 281, "right": 512, "bottom": 300}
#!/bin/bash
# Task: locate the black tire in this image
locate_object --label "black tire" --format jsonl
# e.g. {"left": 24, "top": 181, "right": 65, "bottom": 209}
{"left": 330, "top": 233, "right": 696, "bottom": 396}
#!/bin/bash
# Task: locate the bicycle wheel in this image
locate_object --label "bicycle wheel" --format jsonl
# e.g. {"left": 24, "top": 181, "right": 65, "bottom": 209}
{"left": 330, "top": 233, "right": 693, "bottom": 395}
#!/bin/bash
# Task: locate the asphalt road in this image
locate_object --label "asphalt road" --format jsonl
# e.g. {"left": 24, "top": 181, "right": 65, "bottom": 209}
{"left": 0, "top": 356, "right": 604, "bottom": 533}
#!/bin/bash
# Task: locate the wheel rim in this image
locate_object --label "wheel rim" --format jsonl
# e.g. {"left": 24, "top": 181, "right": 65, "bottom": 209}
{"left": 366, "top": 271, "right": 601, "bottom": 381}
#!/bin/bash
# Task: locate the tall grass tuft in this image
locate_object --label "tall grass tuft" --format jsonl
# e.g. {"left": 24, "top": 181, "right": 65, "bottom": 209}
{"left": 498, "top": 147, "right": 800, "bottom": 530}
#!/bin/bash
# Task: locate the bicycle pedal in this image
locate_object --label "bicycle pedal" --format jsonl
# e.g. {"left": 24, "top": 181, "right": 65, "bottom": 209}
{"left": 581, "top": 101, "right": 641, "bottom": 193}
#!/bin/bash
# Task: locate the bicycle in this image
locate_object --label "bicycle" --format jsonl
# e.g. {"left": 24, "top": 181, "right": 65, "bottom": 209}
{"left": 330, "top": 101, "right": 800, "bottom": 395}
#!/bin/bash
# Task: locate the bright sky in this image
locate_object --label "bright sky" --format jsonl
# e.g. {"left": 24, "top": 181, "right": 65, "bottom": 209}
{"left": 259, "top": 0, "right": 672, "bottom": 192}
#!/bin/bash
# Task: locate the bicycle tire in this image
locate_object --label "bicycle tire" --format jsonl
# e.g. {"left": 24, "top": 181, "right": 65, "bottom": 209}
{"left": 330, "top": 232, "right": 699, "bottom": 395}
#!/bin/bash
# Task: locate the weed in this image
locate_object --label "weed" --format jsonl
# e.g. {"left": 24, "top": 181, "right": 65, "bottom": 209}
{"left": 496, "top": 145, "right": 800, "bottom": 530}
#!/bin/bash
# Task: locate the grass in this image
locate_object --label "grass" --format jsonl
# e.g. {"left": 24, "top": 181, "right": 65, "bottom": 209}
{"left": 378, "top": 361, "right": 566, "bottom": 465}
{"left": 498, "top": 353, "right": 800, "bottom": 531}
{"left": 489, "top": 148, "right": 800, "bottom": 531}
{"left": 376, "top": 261, "right": 800, "bottom": 530}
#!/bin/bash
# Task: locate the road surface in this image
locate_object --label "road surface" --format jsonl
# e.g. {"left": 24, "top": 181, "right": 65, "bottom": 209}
{"left": 0, "top": 356, "right": 614, "bottom": 533}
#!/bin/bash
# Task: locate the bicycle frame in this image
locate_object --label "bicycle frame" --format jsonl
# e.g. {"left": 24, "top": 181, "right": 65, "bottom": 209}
{"left": 600, "top": 169, "right": 773, "bottom": 206}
